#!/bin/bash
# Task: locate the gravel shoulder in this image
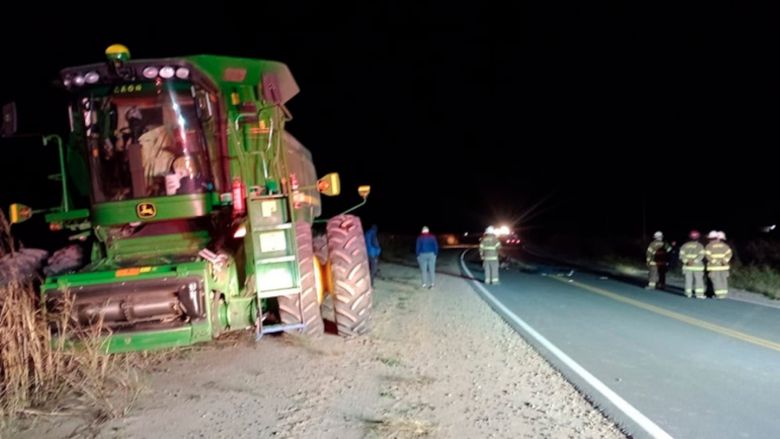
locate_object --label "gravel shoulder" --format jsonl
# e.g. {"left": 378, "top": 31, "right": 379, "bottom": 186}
{"left": 11, "top": 254, "right": 624, "bottom": 439}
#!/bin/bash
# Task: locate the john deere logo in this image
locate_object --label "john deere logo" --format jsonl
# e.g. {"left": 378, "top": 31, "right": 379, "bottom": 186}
{"left": 136, "top": 202, "right": 156, "bottom": 218}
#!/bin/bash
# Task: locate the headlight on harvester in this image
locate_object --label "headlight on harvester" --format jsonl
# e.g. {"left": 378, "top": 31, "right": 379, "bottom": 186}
{"left": 159, "top": 66, "right": 175, "bottom": 79}
{"left": 85, "top": 71, "right": 100, "bottom": 84}
{"left": 142, "top": 66, "right": 159, "bottom": 78}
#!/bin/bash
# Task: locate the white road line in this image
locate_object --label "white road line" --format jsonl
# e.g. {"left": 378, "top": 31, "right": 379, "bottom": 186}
{"left": 460, "top": 250, "right": 672, "bottom": 439}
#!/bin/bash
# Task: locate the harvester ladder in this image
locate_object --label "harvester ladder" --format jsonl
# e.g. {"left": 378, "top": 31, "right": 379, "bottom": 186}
{"left": 245, "top": 195, "right": 306, "bottom": 339}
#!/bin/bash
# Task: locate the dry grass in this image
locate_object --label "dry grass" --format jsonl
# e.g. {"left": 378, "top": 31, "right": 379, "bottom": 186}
{"left": 0, "top": 211, "right": 204, "bottom": 439}
{"left": 0, "top": 281, "right": 144, "bottom": 425}
{"left": 0, "top": 282, "right": 193, "bottom": 436}
{"left": 0, "top": 217, "right": 171, "bottom": 433}
{"left": 732, "top": 265, "right": 780, "bottom": 300}
{"left": 0, "top": 210, "right": 14, "bottom": 258}
{"left": 0, "top": 276, "right": 192, "bottom": 438}
{"left": 0, "top": 279, "right": 65, "bottom": 416}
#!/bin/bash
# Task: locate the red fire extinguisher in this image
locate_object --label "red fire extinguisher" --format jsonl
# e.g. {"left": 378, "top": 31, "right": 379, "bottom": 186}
{"left": 232, "top": 177, "right": 246, "bottom": 216}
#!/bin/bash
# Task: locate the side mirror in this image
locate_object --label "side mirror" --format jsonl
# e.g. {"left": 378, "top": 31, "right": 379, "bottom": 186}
{"left": 9, "top": 203, "right": 32, "bottom": 224}
{"left": 317, "top": 173, "right": 341, "bottom": 197}
{"left": 328, "top": 182, "right": 371, "bottom": 217}
{"left": 1, "top": 102, "right": 17, "bottom": 137}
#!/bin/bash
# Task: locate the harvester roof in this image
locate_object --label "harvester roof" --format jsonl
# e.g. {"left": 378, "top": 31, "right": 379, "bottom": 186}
{"left": 60, "top": 48, "right": 299, "bottom": 104}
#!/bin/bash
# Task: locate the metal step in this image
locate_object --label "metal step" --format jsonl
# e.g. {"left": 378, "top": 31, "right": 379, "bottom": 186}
{"left": 257, "top": 287, "right": 301, "bottom": 299}
{"left": 256, "top": 322, "right": 305, "bottom": 340}
{"left": 255, "top": 255, "right": 296, "bottom": 265}
{"left": 252, "top": 223, "right": 293, "bottom": 232}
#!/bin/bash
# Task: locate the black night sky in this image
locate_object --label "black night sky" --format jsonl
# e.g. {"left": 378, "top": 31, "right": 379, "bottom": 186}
{"left": 1, "top": 3, "right": 778, "bottom": 245}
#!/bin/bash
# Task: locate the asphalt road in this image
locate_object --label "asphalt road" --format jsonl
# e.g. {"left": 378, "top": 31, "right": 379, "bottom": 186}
{"left": 458, "top": 247, "right": 780, "bottom": 439}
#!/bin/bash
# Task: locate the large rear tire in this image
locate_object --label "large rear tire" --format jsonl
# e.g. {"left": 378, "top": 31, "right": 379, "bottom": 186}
{"left": 326, "top": 215, "right": 373, "bottom": 336}
{"left": 277, "top": 222, "right": 324, "bottom": 336}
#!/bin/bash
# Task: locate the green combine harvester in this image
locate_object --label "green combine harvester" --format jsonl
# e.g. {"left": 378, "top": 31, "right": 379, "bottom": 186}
{"left": 3, "top": 45, "right": 373, "bottom": 352}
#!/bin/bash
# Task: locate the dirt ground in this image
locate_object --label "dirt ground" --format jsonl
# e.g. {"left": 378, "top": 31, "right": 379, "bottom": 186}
{"left": 8, "top": 256, "right": 625, "bottom": 438}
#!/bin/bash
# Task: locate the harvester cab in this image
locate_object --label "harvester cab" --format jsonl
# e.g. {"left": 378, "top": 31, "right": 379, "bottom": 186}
{"left": 7, "top": 45, "right": 374, "bottom": 352}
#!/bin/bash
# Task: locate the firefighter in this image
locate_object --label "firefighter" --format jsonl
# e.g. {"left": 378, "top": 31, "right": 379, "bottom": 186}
{"left": 679, "top": 230, "right": 706, "bottom": 298}
{"left": 479, "top": 226, "right": 501, "bottom": 284}
{"left": 645, "top": 231, "right": 671, "bottom": 289}
{"left": 705, "top": 230, "right": 732, "bottom": 298}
